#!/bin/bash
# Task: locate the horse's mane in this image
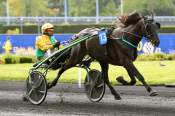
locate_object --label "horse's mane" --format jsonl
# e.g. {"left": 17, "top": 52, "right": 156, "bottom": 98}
{"left": 124, "top": 11, "right": 142, "bottom": 25}
{"left": 113, "top": 11, "right": 142, "bottom": 28}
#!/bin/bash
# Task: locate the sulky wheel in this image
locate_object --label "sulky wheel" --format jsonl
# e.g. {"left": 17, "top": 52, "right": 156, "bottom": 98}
{"left": 84, "top": 69, "right": 105, "bottom": 102}
{"left": 26, "top": 70, "right": 47, "bottom": 105}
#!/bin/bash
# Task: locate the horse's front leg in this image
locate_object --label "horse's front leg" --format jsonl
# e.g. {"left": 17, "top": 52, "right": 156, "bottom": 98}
{"left": 116, "top": 67, "right": 136, "bottom": 85}
{"left": 100, "top": 62, "right": 121, "bottom": 100}
{"left": 124, "top": 61, "right": 158, "bottom": 96}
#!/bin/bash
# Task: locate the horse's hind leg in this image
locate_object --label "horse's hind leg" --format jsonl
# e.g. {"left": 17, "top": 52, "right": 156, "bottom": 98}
{"left": 47, "top": 59, "right": 79, "bottom": 89}
{"left": 100, "top": 62, "right": 121, "bottom": 100}
{"left": 116, "top": 67, "right": 136, "bottom": 85}
{"left": 124, "top": 61, "right": 158, "bottom": 96}
{"left": 47, "top": 48, "right": 86, "bottom": 89}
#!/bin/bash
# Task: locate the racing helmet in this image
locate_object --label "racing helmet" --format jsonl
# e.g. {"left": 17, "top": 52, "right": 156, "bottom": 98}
{"left": 41, "top": 23, "right": 54, "bottom": 34}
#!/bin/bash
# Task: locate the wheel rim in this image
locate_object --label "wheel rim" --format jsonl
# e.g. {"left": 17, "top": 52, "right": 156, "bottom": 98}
{"left": 84, "top": 69, "right": 105, "bottom": 102}
{"left": 26, "top": 71, "right": 47, "bottom": 105}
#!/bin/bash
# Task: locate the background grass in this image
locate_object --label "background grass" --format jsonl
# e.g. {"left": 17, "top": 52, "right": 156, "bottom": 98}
{"left": 0, "top": 61, "right": 174, "bottom": 85}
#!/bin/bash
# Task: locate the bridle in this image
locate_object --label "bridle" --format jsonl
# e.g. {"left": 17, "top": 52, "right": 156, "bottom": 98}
{"left": 142, "top": 19, "right": 155, "bottom": 39}
{"left": 110, "top": 18, "right": 157, "bottom": 48}
{"left": 122, "top": 18, "right": 154, "bottom": 40}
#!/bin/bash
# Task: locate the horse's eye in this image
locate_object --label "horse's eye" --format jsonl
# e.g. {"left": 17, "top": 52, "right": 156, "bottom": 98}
{"left": 146, "top": 24, "right": 150, "bottom": 30}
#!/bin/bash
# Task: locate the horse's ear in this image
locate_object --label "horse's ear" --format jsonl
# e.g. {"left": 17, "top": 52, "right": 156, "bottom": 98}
{"left": 143, "top": 16, "right": 153, "bottom": 22}
{"left": 143, "top": 16, "right": 148, "bottom": 20}
{"left": 155, "top": 22, "right": 161, "bottom": 29}
{"left": 142, "top": 10, "right": 154, "bottom": 22}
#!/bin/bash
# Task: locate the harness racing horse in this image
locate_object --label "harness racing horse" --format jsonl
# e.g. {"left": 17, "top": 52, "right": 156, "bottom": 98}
{"left": 47, "top": 13, "right": 160, "bottom": 100}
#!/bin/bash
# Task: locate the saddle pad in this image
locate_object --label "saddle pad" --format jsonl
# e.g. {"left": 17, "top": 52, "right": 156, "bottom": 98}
{"left": 98, "top": 30, "right": 107, "bottom": 45}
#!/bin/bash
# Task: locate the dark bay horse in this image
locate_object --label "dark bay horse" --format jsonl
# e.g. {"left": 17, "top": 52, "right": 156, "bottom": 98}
{"left": 47, "top": 14, "right": 160, "bottom": 100}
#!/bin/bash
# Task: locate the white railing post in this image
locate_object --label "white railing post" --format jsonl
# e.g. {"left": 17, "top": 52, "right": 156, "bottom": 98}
{"left": 20, "top": 17, "right": 23, "bottom": 34}
{"left": 6, "top": 0, "right": 10, "bottom": 25}
{"left": 96, "top": 0, "right": 99, "bottom": 24}
{"left": 64, "top": 0, "right": 68, "bottom": 24}
{"left": 120, "top": 0, "right": 124, "bottom": 15}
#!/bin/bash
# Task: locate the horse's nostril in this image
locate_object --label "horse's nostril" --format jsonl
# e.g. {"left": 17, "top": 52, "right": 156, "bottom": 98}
{"left": 155, "top": 40, "right": 160, "bottom": 47}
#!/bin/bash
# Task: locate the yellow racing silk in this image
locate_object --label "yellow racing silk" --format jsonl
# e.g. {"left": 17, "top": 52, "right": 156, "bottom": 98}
{"left": 35, "top": 35, "right": 57, "bottom": 58}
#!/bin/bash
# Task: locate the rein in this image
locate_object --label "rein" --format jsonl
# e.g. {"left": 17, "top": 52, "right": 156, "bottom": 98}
{"left": 121, "top": 31, "right": 139, "bottom": 49}
{"left": 122, "top": 31, "right": 142, "bottom": 38}
{"left": 110, "top": 31, "right": 141, "bottom": 49}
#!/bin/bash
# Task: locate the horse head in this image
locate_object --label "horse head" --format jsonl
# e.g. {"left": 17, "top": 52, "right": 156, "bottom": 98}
{"left": 141, "top": 14, "right": 161, "bottom": 47}
{"left": 111, "top": 12, "right": 160, "bottom": 48}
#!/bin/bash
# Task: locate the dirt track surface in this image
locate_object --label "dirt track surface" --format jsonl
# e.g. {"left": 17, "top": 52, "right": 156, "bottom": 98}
{"left": 0, "top": 81, "right": 175, "bottom": 116}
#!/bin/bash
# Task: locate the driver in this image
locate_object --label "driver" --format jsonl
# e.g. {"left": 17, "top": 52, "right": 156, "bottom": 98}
{"left": 34, "top": 23, "right": 65, "bottom": 68}
{"left": 35, "top": 23, "right": 63, "bottom": 60}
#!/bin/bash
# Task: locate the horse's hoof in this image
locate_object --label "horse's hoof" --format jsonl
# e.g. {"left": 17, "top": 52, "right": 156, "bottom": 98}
{"left": 150, "top": 90, "right": 158, "bottom": 96}
{"left": 116, "top": 76, "right": 124, "bottom": 82}
{"left": 114, "top": 96, "right": 122, "bottom": 100}
{"left": 47, "top": 83, "right": 52, "bottom": 89}
{"left": 116, "top": 76, "right": 128, "bottom": 85}
{"left": 22, "top": 94, "right": 28, "bottom": 102}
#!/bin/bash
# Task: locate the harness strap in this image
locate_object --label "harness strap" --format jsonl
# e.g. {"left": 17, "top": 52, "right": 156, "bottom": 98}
{"left": 122, "top": 39, "right": 137, "bottom": 48}
{"left": 123, "top": 31, "right": 142, "bottom": 38}
{"left": 110, "top": 37, "right": 138, "bottom": 49}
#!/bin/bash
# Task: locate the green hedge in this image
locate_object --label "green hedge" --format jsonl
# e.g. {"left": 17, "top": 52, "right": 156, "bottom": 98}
{"left": 2, "top": 24, "right": 111, "bottom": 34}
{"left": 2, "top": 24, "right": 175, "bottom": 34}
{"left": 0, "top": 54, "right": 37, "bottom": 64}
{"left": 159, "top": 26, "right": 175, "bottom": 33}
{"left": 137, "top": 53, "right": 175, "bottom": 61}
{"left": 0, "top": 53, "right": 175, "bottom": 64}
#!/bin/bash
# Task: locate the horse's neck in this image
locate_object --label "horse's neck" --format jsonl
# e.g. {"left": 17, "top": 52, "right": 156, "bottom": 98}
{"left": 116, "top": 22, "right": 142, "bottom": 38}
{"left": 111, "top": 22, "right": 143, "bottom": 48}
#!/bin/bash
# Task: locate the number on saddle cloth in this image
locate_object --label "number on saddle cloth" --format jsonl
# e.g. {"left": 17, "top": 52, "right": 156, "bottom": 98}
{"left": 98, "top": 29, "right": 107, "bottom": 45}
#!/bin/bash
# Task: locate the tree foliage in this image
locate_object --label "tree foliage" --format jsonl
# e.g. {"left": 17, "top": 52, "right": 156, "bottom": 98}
{"left": 0, "top": 0, "right": 8, "bottom": 16}
{"left": 69, "top": 0, "right": 96, "bottom": 16}
{"left": 9, "top": 0, "right": 25, "bottom": 16}
{"left": 99, "top": 0, "right": 119, "bottom": 16}
{"left": 0, "top": 0, "right": 175, "bottom": 17}
{"left": 123, "top": 0, "right": 175, "bottom": 16}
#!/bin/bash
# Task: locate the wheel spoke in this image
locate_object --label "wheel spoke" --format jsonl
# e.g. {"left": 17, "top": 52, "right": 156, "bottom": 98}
{"left": 91, "top": 81, "right": 96, "bottom": 89}
{"left": 28, "top": 88, "right": 34, "bottom": 97}
{"left": 32, "top": 90, "right": 40, "bottom": 101}
{"left": 37, "top": 90, "right": 46, "bottom": 94}
{"left": 91, "top": 76, "right": 98, "bottom": 87}
{"left": 28, "top": 75, "right": 34, "bottom": 85}
{"left": 91, "top": 87, "right": 99, "bottom": 99}
{"left": 97, "top": 83, "right": 104, "bottom": 88}
{"left": 90, "top": 86, "right": 97, "bottom": 98}
{"left": 96, "top": 72, "right": 101, "bottom": 79}
{"left": 35, "top": 76, "right": 44, "bottom": 88}
{"left": 84, "top": 81, "right": 90, "bottom": 86}
{"left": 89, "top": 87, "right": 93, "bottom": 98}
